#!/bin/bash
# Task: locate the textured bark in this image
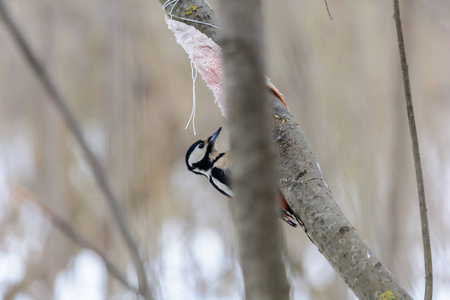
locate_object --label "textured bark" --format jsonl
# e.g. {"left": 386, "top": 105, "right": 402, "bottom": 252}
{"left": 159, "top": 0, "right": 218, "bottom": 41}
{"left": 270, "top": 96, "right": 412, "bottom": 300}
{"left": 218, "top": 0, "right": 291, "bottom": 299}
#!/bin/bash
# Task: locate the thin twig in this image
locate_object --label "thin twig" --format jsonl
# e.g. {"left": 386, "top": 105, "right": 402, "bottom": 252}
{"left": 11, "top": 186, "right": 140, "bottom": 296}
{"left": 392, "top": 1, "right": 433, "bottom": 299}
{"left": 0, "top": 2, "right": 152, "bottom": 299}
{"left": 324, "top": 0, "right": 333, "bottom": 20}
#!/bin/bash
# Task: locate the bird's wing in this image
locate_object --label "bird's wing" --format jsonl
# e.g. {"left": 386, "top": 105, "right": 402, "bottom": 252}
{"left": 210, "top": 167, "right": 233, "bottom": 198}
{"left": 211, "top": 167, "right": 230, "bottom": 186}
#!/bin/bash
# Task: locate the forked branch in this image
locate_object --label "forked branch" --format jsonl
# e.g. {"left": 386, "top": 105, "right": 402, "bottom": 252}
{"left": 12, "top": 186, "right": 140, "bottom": 295}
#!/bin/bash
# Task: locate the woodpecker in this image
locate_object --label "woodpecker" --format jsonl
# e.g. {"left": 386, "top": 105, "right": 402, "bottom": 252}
{"left": 185, "top": 127, "right": 312, "bottom": 238}
{"left": 185, "top": 127, "right": 233, "bottom": 198}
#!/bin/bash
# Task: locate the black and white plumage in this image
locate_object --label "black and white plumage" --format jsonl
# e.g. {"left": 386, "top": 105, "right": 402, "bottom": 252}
{"left": 185, "top": 127, "right": 233, "bottom": 198}
{"left": 186, "top": 127, "right": 313, "bottom": 240}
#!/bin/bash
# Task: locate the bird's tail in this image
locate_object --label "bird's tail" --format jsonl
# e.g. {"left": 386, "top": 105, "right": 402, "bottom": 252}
{"left": 279, "top": 194, "right": 315, "bottom": 244}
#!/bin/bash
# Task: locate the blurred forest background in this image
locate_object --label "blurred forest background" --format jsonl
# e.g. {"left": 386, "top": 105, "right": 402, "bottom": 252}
{"left": 0, "top": 0, "right": 449, "bottom": 299}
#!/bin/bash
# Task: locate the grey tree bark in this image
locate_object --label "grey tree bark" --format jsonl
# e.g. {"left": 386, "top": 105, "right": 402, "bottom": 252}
{"left": 271, "top": 97, "right": 412, "bottom": 300}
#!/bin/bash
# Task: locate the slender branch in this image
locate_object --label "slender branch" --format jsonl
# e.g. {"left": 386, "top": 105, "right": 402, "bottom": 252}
{"left": 0, "top": 2, "right": 152, "bottom": 299}
{"left": 11, "top": 186, "right": 140, "bottom": 296}
{"left": 218, "top": 0, "right": 291, "bottom": 299}
{"left": 392, "top": 1, "right": 433, "bottom": 299}
{"left": 324, "top": 0, "right": 333, "bottom": 20}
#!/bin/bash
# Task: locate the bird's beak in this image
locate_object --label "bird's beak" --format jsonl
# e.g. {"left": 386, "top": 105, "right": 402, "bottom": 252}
{"left": 207, "top": 127, "right": 222, "bottom": 145}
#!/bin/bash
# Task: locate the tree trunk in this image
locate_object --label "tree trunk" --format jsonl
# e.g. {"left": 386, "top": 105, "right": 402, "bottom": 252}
{"left": 218, "top": 0, "right": 291, "bottom": 299}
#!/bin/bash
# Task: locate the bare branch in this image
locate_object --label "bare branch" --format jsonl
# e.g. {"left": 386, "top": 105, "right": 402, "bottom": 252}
{"left": 392, "top": 1, "right": 433, "bottom": 299}
{"left": 324, "top": 0, "right": 333, "bottom": 20}
{"left": 271, "top": 96, "right": 412, "bottom": 300}
{"left": 0, "top": 2, "right": 152, "bottom": 299}
{"left": 218, "top": 0, "right": 291, "bottom": 299}
{"left": 11, "top": 186, "right": 140, "bottom": 296}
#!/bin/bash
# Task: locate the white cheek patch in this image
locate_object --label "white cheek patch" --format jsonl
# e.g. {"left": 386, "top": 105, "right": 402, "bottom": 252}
{"left": 188, "top": 148, "right": 206, "bottom": 167}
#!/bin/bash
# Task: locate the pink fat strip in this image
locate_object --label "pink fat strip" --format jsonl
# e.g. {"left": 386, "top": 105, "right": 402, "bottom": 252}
{"left": 166, "top": 17, "right": 288, "bottom": 119}
{"left": 166, "top": 17, "right": 227, "bottom": 117}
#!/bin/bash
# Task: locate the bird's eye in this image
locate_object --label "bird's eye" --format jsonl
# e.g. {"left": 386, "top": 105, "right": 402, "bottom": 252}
{"left": 198, "top": 143, "right": 205, "bottom": 149}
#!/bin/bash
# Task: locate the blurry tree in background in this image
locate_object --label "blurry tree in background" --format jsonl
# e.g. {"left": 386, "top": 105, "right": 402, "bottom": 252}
{"left": 0, "top": 0, "right": 449, "bottom": 299}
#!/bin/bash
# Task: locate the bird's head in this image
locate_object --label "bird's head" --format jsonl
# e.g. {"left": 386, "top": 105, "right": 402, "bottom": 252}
{"left": 185, "top": 127, "right": 222, "bottom": 177}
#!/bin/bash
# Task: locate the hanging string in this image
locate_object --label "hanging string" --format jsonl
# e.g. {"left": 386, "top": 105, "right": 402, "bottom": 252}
{"left": 163, "top": 0, "right": 222, "bottom": 132}
{"left": 185, "top": 60, "right": 198, "bottom": 135}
